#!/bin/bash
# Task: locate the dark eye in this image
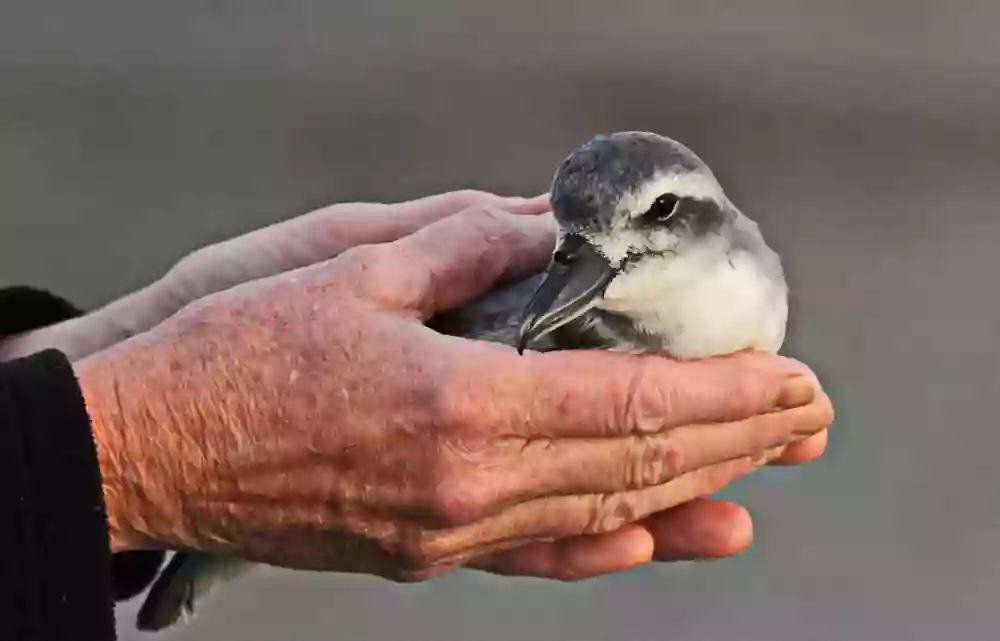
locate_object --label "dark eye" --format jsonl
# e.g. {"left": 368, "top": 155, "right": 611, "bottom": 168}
{"left": 553, "top": 249, "right": 572, "bottom": 264}
{"left": 645, "top": 194, "right": 679, "bottom": 223}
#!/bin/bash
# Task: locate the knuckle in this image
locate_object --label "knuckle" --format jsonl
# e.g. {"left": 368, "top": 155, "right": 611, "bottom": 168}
{"left": 744, "top": 411, "right": 788, "bottom": 447}
{"left": 334, "top": 243, "right": 421, "bottom": 301}
{"left": 164, "top": 248, "right": 199, "bottom": 282}
{"left": 394, "top": 530, "right": 439, "bottom": 572}
{"left": 161, "top": 247, "right": 213, "bottom": 298}
{"left": 460, "top": 201, "right": 518, "bottom": 230}
{"left": 584, "top": 494, "right": 642, "bottom": 535}
{"left": 333, "top": 243, "right": 390, "bottom": 280}
{"left": 623, "top": 436, "right": 684, "bottom": 490}
{"left": 731, "top": 374, "right": 770, "bottom": 416}
{"left": 453, "top": 203, "right": 516, "bottom": 237}
{"left": 448, "top": 189, "right": 498, "bottom": 208}
{"left": 423, "top": 472, "right": 484, "bottom": 527}
{"left": 769, "top": 390, "right": 834, "bottom": 439}
{"left": 743, "top": 410, "right": 803, "bottom": 455}
{"left": 802, "top": 396, "right": 835, "bottom": 434}
{"left": 417, "top": 424, "right": 494, "bottom": 527}
{"left": 614, "top": 359, "right": 663, "bottom": 434}
{"left": 431, "top": 380, "right": 479, "bottom": 434}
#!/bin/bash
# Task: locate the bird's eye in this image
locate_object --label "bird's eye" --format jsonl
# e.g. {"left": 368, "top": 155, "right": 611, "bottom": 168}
{"left": 645, "top": 194, "right": 680, "bottom": 223}
{"left": 553, "top": 249, "right": 572, "bottom": 264}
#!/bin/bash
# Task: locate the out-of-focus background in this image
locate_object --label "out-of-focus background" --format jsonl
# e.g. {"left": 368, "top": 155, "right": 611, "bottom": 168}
{"left": 3, "top": 2, "right": 999, "bottom": 640}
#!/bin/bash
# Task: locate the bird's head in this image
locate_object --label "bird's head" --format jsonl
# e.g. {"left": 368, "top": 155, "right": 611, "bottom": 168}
{"left": 517, "top": 131, "right": 738, "bottom": 353}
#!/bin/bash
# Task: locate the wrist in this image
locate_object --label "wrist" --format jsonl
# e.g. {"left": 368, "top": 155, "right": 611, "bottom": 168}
{"left": 74, "top": 343, "right": 169, "bottom": 554}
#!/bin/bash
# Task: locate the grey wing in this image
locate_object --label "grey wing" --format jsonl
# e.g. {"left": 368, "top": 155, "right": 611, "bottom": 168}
{"left": 427, "top": 272, "right": 557, "bottom": 351}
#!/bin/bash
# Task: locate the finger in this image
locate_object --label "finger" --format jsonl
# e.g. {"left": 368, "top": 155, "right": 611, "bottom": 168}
{"left": 644, "top": 498, "right": 754, "bottom": 560}
{"left": 470, "top": 523, "right": 655, "bottom": 580}
{"left": 472, "top": 498, "right": 753, "bottom": 579}
{"left": 363, "top": 206, "right": 558, "bottom": 316}
{"left": 165, "top": 190, "right": 551, "bottom": 305}
{"left": 452, "top": 348, "right": 825, "bottom": 440}
{"left": 769, "top": 428, "right": 829, "bottom": 466}
{"left": 423, "top": 456, "right": 757, "bottom": 565}
{"left": 379, "top": 190, "right": 550, "bottom": 220}
{"left": 291, "top": 191, "right": 551, "bottom": 262}
{"left": 495, "top": 392, "right": 830, "bottom": 502}
{"left": 496, "top": 193, "right": 552, "bottom": 216}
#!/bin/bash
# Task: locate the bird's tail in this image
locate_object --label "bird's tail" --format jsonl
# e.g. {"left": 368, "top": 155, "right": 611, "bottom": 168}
{"left": 135, "top": 551, "right": 252, "bottom": 632}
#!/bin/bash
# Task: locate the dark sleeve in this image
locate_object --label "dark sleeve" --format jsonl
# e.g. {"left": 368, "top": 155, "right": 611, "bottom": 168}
{"left": 0, "top": 287, "right": 165, "bottom": 639}
{"left": 0, "top": 349, "right": 117, "bottom": 640}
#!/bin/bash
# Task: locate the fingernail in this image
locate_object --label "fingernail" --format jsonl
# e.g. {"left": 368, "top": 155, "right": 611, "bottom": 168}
{"left": 774, "top": 375, "right": 816, "bottom": 410}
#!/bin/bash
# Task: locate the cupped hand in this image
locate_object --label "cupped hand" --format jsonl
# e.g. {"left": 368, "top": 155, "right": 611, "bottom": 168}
{"left": 74, "top": 205, "right": 832, "bottom": 582}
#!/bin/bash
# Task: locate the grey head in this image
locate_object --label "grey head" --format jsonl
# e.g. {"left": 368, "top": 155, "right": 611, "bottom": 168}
{"left": 517, "top": 131, "right": 787, "bottom": 358}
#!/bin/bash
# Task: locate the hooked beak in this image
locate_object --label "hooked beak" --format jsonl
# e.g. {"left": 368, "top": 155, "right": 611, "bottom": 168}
{"left": 516, "top": 233, "right": 618, "bottom": 354}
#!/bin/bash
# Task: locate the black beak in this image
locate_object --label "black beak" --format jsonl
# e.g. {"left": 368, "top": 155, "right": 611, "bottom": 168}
{"left": 516, "top": 234, "right": 618, "bottom": 354}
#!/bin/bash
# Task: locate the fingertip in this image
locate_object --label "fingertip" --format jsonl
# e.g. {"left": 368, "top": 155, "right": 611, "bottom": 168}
{"left": 583, "top": 523, "right": 656, "bottom": 568}
{"left": 503, "top": 193, "right": 553, "bottom": 215}
{"left": 770, "top": 428, "right": 829, "bottom": 466}
{"left": 719, "top": 504, "right": 754, "bottom": 556}
{"left": 715, "top": 351, "right": 816, "bottom": 379}
{"left": 556, "top": 524, "right": 655, "bottom": 579}
{"left": 475, "top": 525, "right": 655, "bottom": 581}
{"left": 647, "top": 499, "right": 754, "bottom": 561}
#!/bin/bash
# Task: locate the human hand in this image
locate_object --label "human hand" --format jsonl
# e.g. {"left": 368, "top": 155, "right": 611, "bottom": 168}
{"left": 476, "top": 366, "right": 829, "bottom": 580}
{"left": 1, "top": 186, "right": 828, "bottom": 584}
{"left": 74, "top": 205, "right": 831, "bottom": 581}
{"left": 0, "top": 190, "right": 550, "bottom": 362}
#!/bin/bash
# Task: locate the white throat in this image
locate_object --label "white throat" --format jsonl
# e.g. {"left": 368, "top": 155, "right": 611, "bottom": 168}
{"left": 596, "top": 241, "right": 788, "bottom": 359}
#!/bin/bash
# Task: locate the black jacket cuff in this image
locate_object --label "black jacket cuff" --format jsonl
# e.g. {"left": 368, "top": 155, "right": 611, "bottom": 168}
{"left": 0, "top": 349, "right": 117, "bottom": 639}
{"left": 0, "top": 286, "right": 165, "bottom": 601}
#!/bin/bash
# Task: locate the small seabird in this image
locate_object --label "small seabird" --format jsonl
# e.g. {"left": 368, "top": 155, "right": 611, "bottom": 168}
{"left": 135, "top": 131, "right": 788, "bottom": 632}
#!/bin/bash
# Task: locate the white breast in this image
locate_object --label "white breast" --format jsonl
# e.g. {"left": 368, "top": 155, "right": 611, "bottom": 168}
{"left": 597, "top": 242, "right": 788, "bottom": 359}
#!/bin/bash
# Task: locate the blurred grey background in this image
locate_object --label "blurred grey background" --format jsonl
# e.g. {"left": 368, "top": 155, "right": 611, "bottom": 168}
{"left": 3, "top": 2, "right": 999, "bottom": 640}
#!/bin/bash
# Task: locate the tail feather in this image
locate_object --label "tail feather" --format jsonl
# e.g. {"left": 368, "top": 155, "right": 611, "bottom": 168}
{"left": 135, "top": 552, "right": 197, "bottom": 632}
{"left": 136, "top": 551, "right": 255, "bottom": 632}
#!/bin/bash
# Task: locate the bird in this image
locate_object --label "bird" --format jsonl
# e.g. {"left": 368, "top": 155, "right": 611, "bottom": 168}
{"left": 134, "top": 130, "right": 789, "bottom": 632}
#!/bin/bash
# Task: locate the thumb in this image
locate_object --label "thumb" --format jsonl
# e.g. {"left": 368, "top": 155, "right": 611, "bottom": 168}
{"left": 382, "top": 206, "right": 557, "bottom": 318}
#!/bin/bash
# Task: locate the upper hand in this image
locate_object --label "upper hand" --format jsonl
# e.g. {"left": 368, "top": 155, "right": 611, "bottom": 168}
{"left": 0, "top": 190, "right": 550, "bottom": 362}
{"left": 74, "top": 205, "right": 832, "bottom": 581}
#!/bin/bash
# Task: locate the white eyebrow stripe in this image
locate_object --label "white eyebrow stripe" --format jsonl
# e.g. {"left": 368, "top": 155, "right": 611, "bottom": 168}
{"left": 577, "top": 171, "right": 726, "bottom": 265}
{"left": 613, "top": 171, "right": 725, "bottom": 224}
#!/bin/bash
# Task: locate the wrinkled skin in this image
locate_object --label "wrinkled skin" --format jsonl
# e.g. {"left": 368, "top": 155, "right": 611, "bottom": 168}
{"left": 70, "top": 199, "right": 833, "bottom": 583}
